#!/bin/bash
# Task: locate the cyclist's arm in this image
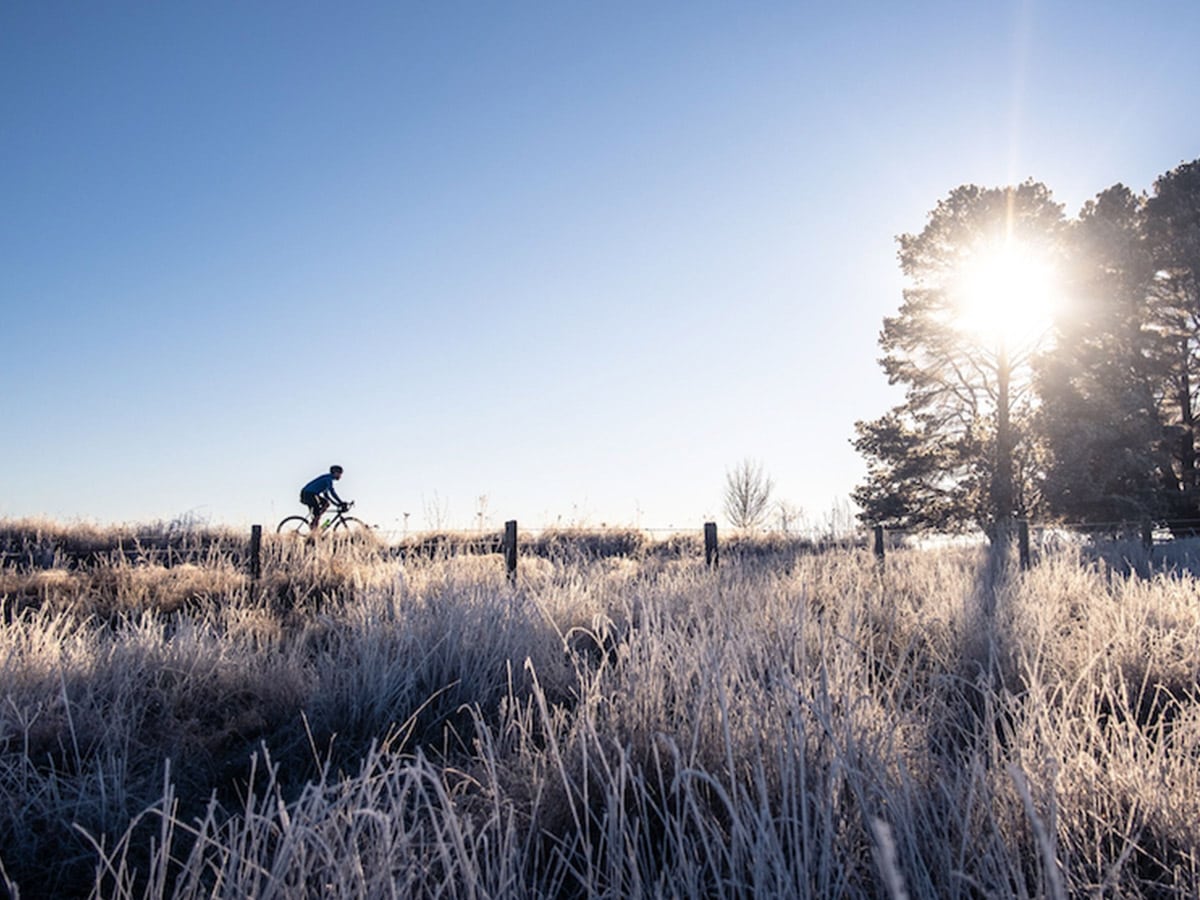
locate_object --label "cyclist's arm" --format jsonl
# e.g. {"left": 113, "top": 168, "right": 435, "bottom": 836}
{"left": 327, "top": 486, "right": 345, "bottom": 504}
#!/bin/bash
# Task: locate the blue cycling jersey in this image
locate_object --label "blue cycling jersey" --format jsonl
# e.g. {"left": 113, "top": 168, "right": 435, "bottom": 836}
{"left": 302, "top": 473, "right": 343, "bottom": 501}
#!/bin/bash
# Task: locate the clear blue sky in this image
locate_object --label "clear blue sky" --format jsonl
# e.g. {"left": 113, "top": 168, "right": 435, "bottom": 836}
{"left": 4, "top": 1, "right": 1198, "bottom": 534}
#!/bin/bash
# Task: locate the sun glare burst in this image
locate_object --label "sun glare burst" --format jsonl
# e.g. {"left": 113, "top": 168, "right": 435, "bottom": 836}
{"left": 952, "top": 239, "right": 1060, "bottom": 349}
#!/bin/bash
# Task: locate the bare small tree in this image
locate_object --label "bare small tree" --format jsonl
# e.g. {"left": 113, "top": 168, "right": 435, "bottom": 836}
{"left": 423, "top": 492, "right": 451, "bottom": 530}
{"left": 776, "top": 500, "right": 803, "bottom": 534}
{"left": 724, "top": 459, "right": 774, "bottom": 530}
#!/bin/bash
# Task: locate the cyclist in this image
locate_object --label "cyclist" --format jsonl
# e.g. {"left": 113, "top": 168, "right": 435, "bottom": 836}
{"left": 300, "top": 465, "right": 349, "bottom": 530}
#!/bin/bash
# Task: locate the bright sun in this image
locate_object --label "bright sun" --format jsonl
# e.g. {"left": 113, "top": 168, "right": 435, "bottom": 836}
{"left": 951, "top": 239, "right": 1061, "bottom": 349}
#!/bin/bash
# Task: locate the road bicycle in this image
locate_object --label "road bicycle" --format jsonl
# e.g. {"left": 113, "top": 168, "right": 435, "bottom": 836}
{"left": 277, "top": 501, "right": 369, "bottom": 537}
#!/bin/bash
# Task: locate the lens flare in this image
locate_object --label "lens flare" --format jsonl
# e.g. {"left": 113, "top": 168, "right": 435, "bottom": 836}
{"left": 952, "top": 239, "right": 1060, "bottom": 348}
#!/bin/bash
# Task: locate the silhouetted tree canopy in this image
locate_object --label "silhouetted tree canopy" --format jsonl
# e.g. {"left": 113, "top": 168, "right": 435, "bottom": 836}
{"left": 1146, "top": 161, "right": 1200, "bottom": 531}
{"left": 853, "top": 181, "right": 1065, "bottom": 534}
{"left": 856, "top": 159, "right": 1200, "bottom": 536}
{"left": 1035, "top": 185, "right": 1164, "bottom": 523}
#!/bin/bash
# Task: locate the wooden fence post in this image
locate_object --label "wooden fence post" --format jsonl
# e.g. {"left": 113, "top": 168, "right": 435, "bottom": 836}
{"left": 704, "top": 522, "right": 718, "bottom": 569}
{"left": 249, "top": 525, "right": 262, "bottom": 581}
{"left": 1018, "top": 519, "right": 1031, "bottom": 570}
{"left": 1142, "top": 519, "right": 1154, "bottom": 554}
{"left": 873, "top": 525, "right": 885, "bottom": 563}
{"left": 504, "top": 520, "right": 518, "bottom": 583}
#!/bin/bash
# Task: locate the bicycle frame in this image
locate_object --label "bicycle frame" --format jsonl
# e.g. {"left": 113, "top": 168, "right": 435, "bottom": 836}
{"left": 277, "top": 502, "right": 367, "bottom": 537}
{"left": 319, "top": 503, "right": 354, "bottom": 530}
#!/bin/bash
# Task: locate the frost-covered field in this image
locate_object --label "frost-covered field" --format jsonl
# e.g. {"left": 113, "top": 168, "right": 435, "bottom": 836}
{"left": 2, "top": 522, "right": 1199, "bottom": 898}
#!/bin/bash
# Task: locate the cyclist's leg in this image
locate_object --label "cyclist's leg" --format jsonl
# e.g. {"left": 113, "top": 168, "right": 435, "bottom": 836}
{"left": 301, "top": 491, "right": 324, "bottom": 529}
{"left": 313, "top": 496, "right": 331, "bottom": 529}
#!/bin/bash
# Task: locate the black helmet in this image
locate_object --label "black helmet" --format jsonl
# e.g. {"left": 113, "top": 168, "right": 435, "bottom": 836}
{"left": 330, "top": 465, "right": 344, "bottom": 475}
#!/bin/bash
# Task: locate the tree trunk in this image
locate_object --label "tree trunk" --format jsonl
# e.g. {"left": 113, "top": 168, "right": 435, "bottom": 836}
{"left": 993, "top": 340, "right": 1014, "bottom": 541}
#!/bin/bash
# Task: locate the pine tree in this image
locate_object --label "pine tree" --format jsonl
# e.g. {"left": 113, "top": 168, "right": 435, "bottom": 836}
{"left": 1036, "top": 185, "right": 1164, "bottom": 524}
{"left": 1146, "top": 160, "right": 1200, "bottom": 533}
{"left": 854, "top": 181, "right": 1065, "bottom": 536}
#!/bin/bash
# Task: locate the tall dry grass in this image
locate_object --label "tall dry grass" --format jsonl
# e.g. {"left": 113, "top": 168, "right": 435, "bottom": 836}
{"left": 1, "top": 524, "right": 1199, "bottom": 897}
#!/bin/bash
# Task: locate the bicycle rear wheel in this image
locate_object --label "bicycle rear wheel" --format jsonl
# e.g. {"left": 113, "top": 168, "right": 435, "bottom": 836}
{"left": 277, "top": 516, "right": 312, "bottom": 536}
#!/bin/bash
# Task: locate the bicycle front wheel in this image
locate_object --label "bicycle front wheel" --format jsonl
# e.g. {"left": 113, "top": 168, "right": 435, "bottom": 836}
{"left": 277, "top": 516, "right": 312, "bottom": 536}
{"left": 332, "top": 517, "right": 370, "bottom": 536}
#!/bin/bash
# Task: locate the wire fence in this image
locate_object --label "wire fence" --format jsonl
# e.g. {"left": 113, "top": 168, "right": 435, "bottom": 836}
{"left": 5, "top": 513, "right": 1198, "bottom": 572}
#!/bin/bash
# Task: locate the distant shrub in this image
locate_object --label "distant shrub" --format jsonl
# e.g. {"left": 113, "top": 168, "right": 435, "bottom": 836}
{"left": 529, "top": 526, "right": 648, "bottom": 561}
